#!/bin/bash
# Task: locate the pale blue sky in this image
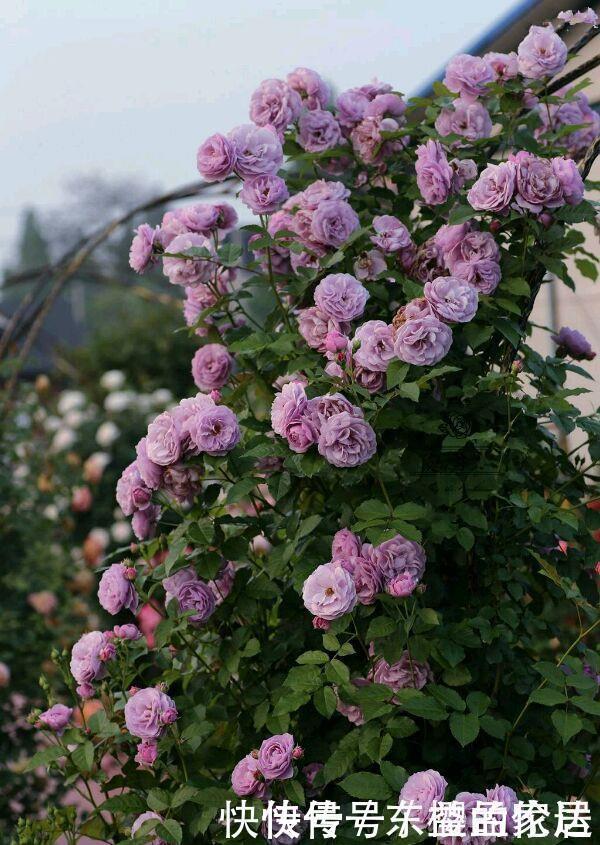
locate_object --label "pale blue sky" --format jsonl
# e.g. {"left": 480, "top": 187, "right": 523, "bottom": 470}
{"left": 2, "top": 0, "right": 523, "bottom": 265}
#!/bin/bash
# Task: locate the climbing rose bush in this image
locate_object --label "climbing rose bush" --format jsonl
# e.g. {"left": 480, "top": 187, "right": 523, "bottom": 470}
{"left": 18, "top": 11, "right": 600, "bottom": 845}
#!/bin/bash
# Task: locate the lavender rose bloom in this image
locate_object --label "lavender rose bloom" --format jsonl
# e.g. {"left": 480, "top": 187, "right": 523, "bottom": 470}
{"left": 410, "top": 239, "right": 446, "bottom": 284}
{"left": 371, "top": 215, "right": 411, "bottom": 253}
{"left": 146, "top": 411, "right": 181, "bottom": 466}
{"left": 484, "top": 51, "right": 519, "bottom": 81}
{"left": 162, "top": 233, "right": 213, "bottom": 287}
{"left": 341, "top": 556, "right": 383, "bottom": 605}
{"left": 307, "top": 393, "right": 362, "bottom": 430}
{"left": 297, "top": 307, "right": 349, "bottom": 351}
{"left": 179, "top": 203, "right": 219, "bottom": 235}
{"left": 125, "top": 687, "right": 177, "bottom": 740}
{"left": 438, "top": 792, "right": 486, "bottom": 845}
{"left": 512, "top": 151, "right": 562, "bottom": 213}
{"left": 435, "top": 100, "right": 493, "bottom": 143}
{"left": 197, "top": 133, "right": 237, "bottom": 182}
{"left": 395, "top": 298, "right": 434, "bottom": 325}
{"left": 98, "top": 563, "right": 139, "bottom": 615}
{"left": 287, "top": 67, "right": 330, "bottom": 110}
{"left": 317, "top": 412, "right": 377, "bottom": 468}
{"left": 258, "top": 733, "right": 295, "bottom": 780}
{"left": 249, "top": 78, "right": 302, "bottom": 135}
{"left": 183, "top": 284, "right": 217, "bottom": 333}
{"left": 434, "top": 222, "right": 471, "bottom": 269}
{"left": 162, "top": 463, "right": 203, "bottom": 503}
{"left": 353, "top": 320, "right": 395, "bottom": 371}
{"left": 191, "top": 343, "right": 233, "bottom": 391}
{"left": 131, "top": 812, "right": 165, "bottom": 845}
{"left": 208, "top": 561, "right": 236, "bottom": 605}
{"left": 453, "top": 257, "right": 502, "bottom": 295}
{"left": 300, "top": 179, "right": 350, "bottom": 209}
{"left": 371, "top": 651, "right": 432, "bottom": 692}
{"left": 336, "top": 88, "right": 370, "bottom": 130}
{"left": 132, "top": 505, "right": 161, "bottom": 542}
{"left": 302, "top": 561, "right": 357, "bottom": 619}
{"left": 70, "top": 631, "right": 105, "bottom": 685}
{"left": 354, "top": 249, "right": 387, "bottom": 281}
{"left": 399, "top": 769, "right": 448, "bottom": 827}
{"left": 332, "top": 528, "right": 362, "bottom": 559}
{"left": 467, "top": 161, "right": 516, "bottom": 212}
{"left": 371, "top": 534, "right": 427, "bottom": 582}
{"left": 415, "top": 140, "right": 453, "bottom": 206}
{"left": 113, "top": 623, "right": 141, "bottom": 640}
{"left": 177, "top": 579, "right": 216, "bottom": 625}
{"left": 271, "top": 381, "right": 308, "bottom": 435}
{"left": 486, "top": 784, "right": 518, "bottom": 835}
{"left": 552, "top": 326, "right": 596, "bottom": 360}
{"left": 453, "top": 230, "right": 500, "bottom": 269}
{"left": 38, "top": 703, "right": 73, "bottom": 734}
{"left": 424, "top": 276, "right": 479, "bottom": 323}
{"left": 310, "top": 199, "right": 360, "bottom": 247}
{"left": 394, "top": 315, "right": 453, "bottom": 366}
{"left": 135, "top": 437, "right": 164, "bottom": 490}
{"left": 240, "top": 174, "right": 289, "bottom": 215}
{"left": 314, "top": 273, "right": 369, "bottom": 322}
{"left": 116, "top": 462, "right": 151, "bottom": 516}
{"left": 536, "top": 89, "right": 600, "bottom": 159}
{"left": 232, "top": 754, "right": 267, "bottom": 797}
{"left": 298, "top": 110, "right": 342, "bottom": 152}
{"left": 553, "top": 156, "right": 585, "bottom": 205}
{"left": 285, "top": 414, "right": 319, "bottom": 453}
{"left": 185, "top": 405, "right": 241, "bottom": 456}
{"left": 228, "top": 124, "right": 283, "bottom": 178}
{"left": 518, "top": 25, "right": 567, "bottom": 80}
{"left": 443, "top": 53, "right": 494, "bottom": 103}
{"left": 129, "top": 224, "right": 159, "bottom": 274}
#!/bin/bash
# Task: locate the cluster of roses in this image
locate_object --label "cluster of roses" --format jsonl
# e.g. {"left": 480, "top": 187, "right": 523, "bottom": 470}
{"left": 69, "top": 626, "right": 140, "bottom": 700}
{"left": 271, "top": 382, "right": 376, "bottom": 468}
{"left": 116, "top": 392, "right": 240, "bottom": 540}
{"left": 468, "top": 150, "right": 585, "bottom": 217}
{"left": 336, "top": 646, "right": 433, "bottom": 726}
{"left": 124, "top": 685, "right": 178, "bottom": 768}
{"left": 303, "top": 527, "right": 427, "bottom": 626}
{"left": 398, "top": 769, "right": 518, "bottom": 842}
{"left": 231, "top": 733, "right": 304, "bottom": 798}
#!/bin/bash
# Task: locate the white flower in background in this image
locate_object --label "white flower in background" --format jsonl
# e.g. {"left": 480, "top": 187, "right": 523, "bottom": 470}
{"left": 96, "top": 421, "right": 120, "bottom": 447}
{"left": 57, "top": 390, "right": 86, "bottom": 415}
{"left": 113, "top": 506, "right": 125, "bottom": 521}
{"left": 13, "top": 464, "right": 29, "bottom": 482}
{"left": 104, "top": 390, "right": 135, "bottom": 413}
{"left": 51, "top": 427, "right": 76, "bottom": 452}
{"left": 15, "top": 443, "right": 28, "bottom": 460}
{"left": 44, "top": 414, "right": 61, "bottom": 432}
{"left": 15, "top": 412, "right": 30, "bottom": 428}
{"left": 151, "top": 388, "right": 173, "bottom": 407}
{"left": 88, "top": 527, "right": 110, "bottom": 548}
{"left": 100, "top": 370, "right": 126, "bottom": 391}
{"left": 111, "top": 520, "right": 132, "bottom": 543}
{"left": 64, "top": 409, "right": 85, "bottom": 428}
{"left": 83, "top": 452, "right": 111, "bottom": 483}
{"left": 43, "top": 504, "right": 59, "bottom": 521}
{"left": 33, "top": 407, "right": 47, "bottom": 424}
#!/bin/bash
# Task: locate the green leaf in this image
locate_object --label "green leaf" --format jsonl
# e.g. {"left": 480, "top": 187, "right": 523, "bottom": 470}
{"left": 551, "top": 710, "right": 583, "bottom": 744}
{"left": 457, "top": 527, "right": 475, "bottom": 551}
{"left": 449, "top": 712, "right": 480, "bottom": 746}
{"left": 466, "top": 692, "right": 490, "bottom": 716}
{"left": 325, "top": 659, "right": 350, "bottom": 686}
{"left": 429, "top": 685, "right": 466, "bottom": 712}
{"left": 339, "top": 772, "right": 392, "bottom": 800}
{"left": 387, "top": 360, "right": 409, "bottom": 389}
{"left": 156, "top": 819, "right": 183, "bottom": 845}
{"left": 480, "top": 715, "right": 511, "bottom": 739}
{"left": 448, "top": 204, "right": 476, "bottom": 226}
{"left": 313, "top": 686, "right": 337, "bottom": 718}
{"left": 322, "top": 633, "right": 340, "bottom": 652}
{"left": 297, "top": 650, "right": 329, "bottom": 665}
{"left": 24, "top": 745, "right": 64, "bottom": 772}
{"left": 394, "top": 689, "right": 447, "bottom": 721}
{"left": 398, "top": 382, "right": 420, "bottom": 402}
{"left": 571, "top": 696, "right": 600, "bottom": 716}
{"left": 529, "top": 688, "right": 567, "bottom": 707}
{"left": 71, "top": 740, "right": 94, "bottom": 773}
{"left": 283, "top": 779, "right": 305, "bottom": 807}
{"left": 354, "top": 499, "right": 390, "bottom": 522}
{"left": 392, "top": 503, "right": 428, "bottom": 521}
{"left": 101, "top": 793, "right": 147, "bottom": 814}
{"left": 380, "top": 761, "right": 408, "bottom": 791}
{"left": 366, "top": 616, "right": 397, "bottom": 640}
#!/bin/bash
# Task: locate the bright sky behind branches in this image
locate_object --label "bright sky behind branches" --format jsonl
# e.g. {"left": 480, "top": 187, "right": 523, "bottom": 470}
{"left": 1, "top": 0, "right": 523, "bottom": 264}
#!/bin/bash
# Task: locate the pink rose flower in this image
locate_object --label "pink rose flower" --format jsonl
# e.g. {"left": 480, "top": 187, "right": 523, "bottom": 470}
{"left": 484, "top": 51, "right": 519, "bottom": 81}
{"left": 297, "top": 307, "right": 350, "bottom": 352}
{"left": 196, "top": 133, "right": 237, "bottom": 182}
{"left": 302, "top": 561, "right": 357, "bottom": 620}
{"left": 353, "top": 320, "right": 395, "bottom": 371}
{"left": 240, "top": 174, "right": 289, "bottom": 215}
{"left": 443, "top": 54, "right": 494, "bottom": 103}
{"left": 517, "top": 25, "right": 567, "bottom": 80}
{"left": 70, "top": 631, "right": 105, "bottom": 686}
{"left": 98, "top": 563, "right": 139, "bottom": 616}
{"left": 371, "top": 215, "right": 412, "bottom": 253}
{"left": 129, "top": 224, "right": 160, "bottom": 274}
{"left": 415, "top": 140, "right": 453, "bottom": 206}
{"left": 287, "top": 67, "right": 330, "bottom": 110}
{"left": 298, "top": 110, "right": 342, "bottom": 152}
{"left": 310, "top": 199, "right": 360, "bottom": 247}
{"left": 423, "top": 276, "right": 479, "bottom": 323}
{"left": 27, "top": 590, "right": 58, "bottom": 616}
{"left": 332, "top": 528, "right": 362, "bottom": 559}
{"left": 162, "top": 233, "right": 213, "bottom": 287}
{"left": 232, "top": 754, "right": 268, "bottom": 797}
{"left": 249, "top": 78, "right": 302, "bottom": 135}
{"left": 314, "top": 273, "right": 369, "bottom": 322}
{"left": 38, "top": 703, "right": 73, "bottom": 734}
{"left": 318, "top": 412, "right": 377, "bottom": 468}
{"left": 134, "top": 740, "right": 159, "bottom": 769}
{"left": 184, "top": 405, "right": 241, "bottom": 456}
{"left": 393, "top": 315, "right": 453, "bottom": 366}
{"left": 435, "top": 100, "right": 493, "bottom": 143}
{"left": 258, "top": 733, "right": 295, "bottom": 780}
{"left": 191, "top": 343, "right": 234, "bottom": 391}
{"left": 399, "top": 769, "right": 448, "bottom": 827}
{"left": 228, "top": 124, "right": 283, "bottom": 178}
{"left": 371, "top": 650, "right": 433, "bottom": 692}
{"left": 124, "top": 687, "right": 177, "bottom": 740}
{"left": 467, "top": 161, "right": 516, "bottom": 212}
{"left": 146, "top": 412, "right": 181, "bottom": 467}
